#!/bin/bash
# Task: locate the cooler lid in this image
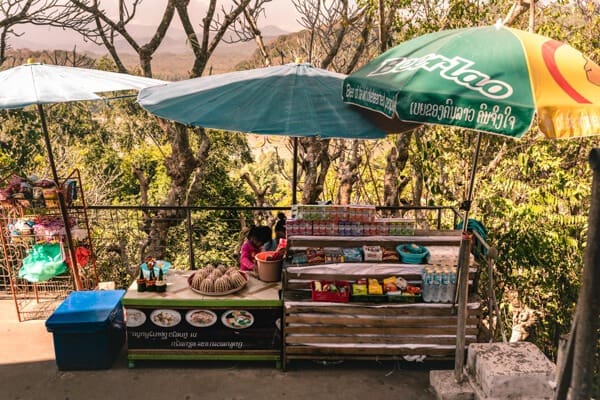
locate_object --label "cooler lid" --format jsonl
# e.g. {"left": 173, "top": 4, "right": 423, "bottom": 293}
{"left": 46, "top": 290, "right": 125, "bottom": 332}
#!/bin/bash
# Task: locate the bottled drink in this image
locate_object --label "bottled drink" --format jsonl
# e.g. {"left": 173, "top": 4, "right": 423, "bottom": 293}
{"left": 430, "top": 268, "right": 441, "bottom": 303}
{"left": 440, "top": 268, "right": 450, "bottom": 303}
{"left": 448, "top": 268, "right": 457, "bottom": 304}
{"left": 421, "top": 267, "right": 432, "bottom": 303}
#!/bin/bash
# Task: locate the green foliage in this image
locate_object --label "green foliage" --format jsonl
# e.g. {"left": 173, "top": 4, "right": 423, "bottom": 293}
{"left": 475, "top": 134, "right": 597, "bottom": 368}
{"left": 0, "top": 109, "right": 45, "bottom": 177}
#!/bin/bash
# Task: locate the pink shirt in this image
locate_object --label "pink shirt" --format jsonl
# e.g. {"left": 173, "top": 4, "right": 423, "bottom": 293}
{"left": 240, "top": 240, "right": 260, "bottom": 271}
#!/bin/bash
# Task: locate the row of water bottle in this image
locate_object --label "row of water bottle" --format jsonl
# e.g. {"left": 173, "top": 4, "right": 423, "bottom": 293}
{"left": 421, "top": 266, "right": 456, "bottom": 303}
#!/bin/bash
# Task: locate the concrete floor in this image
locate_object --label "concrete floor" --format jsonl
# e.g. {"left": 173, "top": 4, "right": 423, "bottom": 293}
{"left": 0, "top": 299, "right": 445, "bottom": 400}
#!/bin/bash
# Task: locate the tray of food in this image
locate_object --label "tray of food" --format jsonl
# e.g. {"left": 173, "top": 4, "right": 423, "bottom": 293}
{"left": 187, "top": 265, "right": 248, "bottom": 296}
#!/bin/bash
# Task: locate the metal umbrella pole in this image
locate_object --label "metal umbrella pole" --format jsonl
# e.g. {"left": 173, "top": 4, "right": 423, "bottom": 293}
{"left": 292, "top": 137, "right": 298, "bottom": 205}
{"left": 37, "top": 104, "right": 84, "bottom": 291}
{"left": 453, "top": 131, "right": 482, "bottom": 382}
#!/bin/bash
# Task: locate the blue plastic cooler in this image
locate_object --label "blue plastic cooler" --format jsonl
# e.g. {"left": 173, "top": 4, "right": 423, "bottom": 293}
{"left": 45, "top": 289, "right": 126, "bottom": 370}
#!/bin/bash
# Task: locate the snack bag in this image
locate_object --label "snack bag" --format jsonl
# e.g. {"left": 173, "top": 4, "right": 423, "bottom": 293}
{"left": 368, "top": 278, "right": 383, "bottom": 295}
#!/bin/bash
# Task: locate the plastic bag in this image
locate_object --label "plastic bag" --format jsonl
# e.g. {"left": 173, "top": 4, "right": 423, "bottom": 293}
{"left": 18, "top": 243, "right": 67, "bottom": 283}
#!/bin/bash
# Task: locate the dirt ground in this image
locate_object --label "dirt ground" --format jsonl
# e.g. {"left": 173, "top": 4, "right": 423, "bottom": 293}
{"left": 0, "top": 299, "right": 445, "bottom": 400}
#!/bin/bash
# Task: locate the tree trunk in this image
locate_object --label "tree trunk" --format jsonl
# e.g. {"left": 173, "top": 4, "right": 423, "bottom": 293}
{"left": 300, "top": 137, "right": 331, "bottom": 204}
{"left": 383, "top": 132, "right": 412, "bottom": 211}
{"left": 338, "top": 140, "right": 360, "bottom": 205}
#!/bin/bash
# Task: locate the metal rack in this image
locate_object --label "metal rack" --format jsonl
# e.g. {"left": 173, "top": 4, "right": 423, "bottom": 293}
{"left": 0, "top": 170, "right": 97, "bottom": 321}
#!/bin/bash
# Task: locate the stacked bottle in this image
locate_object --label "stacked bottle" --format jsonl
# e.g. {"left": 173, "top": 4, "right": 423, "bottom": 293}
{"left": 421, "top": 265, "right": 456, "bottom": 303}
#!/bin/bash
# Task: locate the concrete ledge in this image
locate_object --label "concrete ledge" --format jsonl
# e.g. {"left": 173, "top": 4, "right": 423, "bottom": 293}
{"left": 466, "top": 342, "right": 555, "bottom": 399}
{"left": 430, "top": 369, "right": 474, "bottom": 400}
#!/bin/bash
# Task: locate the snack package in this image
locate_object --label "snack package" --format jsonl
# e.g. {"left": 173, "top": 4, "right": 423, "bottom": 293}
{"left": 368, "top": 278, "right": 383, "bottom": 295}
{"left": 382, "top": 248, "right": 400, "bottom": 262}
{"left": 383, "top": 276, "right": 398, "bottom": 293}
{"left": 324, "top": 248, "right": 344, "bottom": 264}
{"left": 362, "top": 245, "right": 383, "bottom": 262}
{"left": 291, "top": 252, "right": 308, "bottom": 264}
{"left": 395, "top": 276, "right": 408, "bottom": 290}
{"left": 352, "top": 283, "right": 368, "bottom": 296}
{"left": 306, "top": 247, "right": 325, "bottom": 264}
{"left": 342, "top": 247, "right": 363, "bottom": 262}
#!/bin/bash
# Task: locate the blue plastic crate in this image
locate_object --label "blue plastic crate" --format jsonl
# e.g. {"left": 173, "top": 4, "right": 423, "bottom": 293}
{"left": 46, "top": 290, "right": 126, "bottom": 370}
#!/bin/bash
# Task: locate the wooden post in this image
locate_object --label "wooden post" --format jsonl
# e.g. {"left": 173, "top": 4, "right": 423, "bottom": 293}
{"left": 571, "top": 148, "right": 600, "bottom": 398}
{"left": 454, "top": 232, "right": 472, "bottom": 382}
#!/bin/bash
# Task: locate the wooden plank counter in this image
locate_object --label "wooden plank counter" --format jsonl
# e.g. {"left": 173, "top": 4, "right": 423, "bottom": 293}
{"left": 123, "top": 270, "right": 282, "bottom": 368}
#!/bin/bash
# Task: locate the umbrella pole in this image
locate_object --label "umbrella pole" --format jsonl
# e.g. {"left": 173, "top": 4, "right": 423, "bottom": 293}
{"left": 454, "top": 131, "right": 482, "bottom": 382}
{"left": 292, "top": 137, "right": 298, "bottom": 205}
{"left": 37, "top": 104, "right": 84, "bottom": 291}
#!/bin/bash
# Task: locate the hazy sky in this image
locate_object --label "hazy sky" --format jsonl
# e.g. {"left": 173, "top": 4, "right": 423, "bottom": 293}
{"left": 12, "top": 1, "right": 303, "bottom": 51}
{"left": 112, "top": 0, "right": 303, "bottom": 32}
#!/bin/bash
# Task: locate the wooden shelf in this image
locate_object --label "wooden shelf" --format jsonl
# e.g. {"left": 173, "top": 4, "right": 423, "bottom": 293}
{"left": 281, "top": 233, "right": 482, "bottom": 368}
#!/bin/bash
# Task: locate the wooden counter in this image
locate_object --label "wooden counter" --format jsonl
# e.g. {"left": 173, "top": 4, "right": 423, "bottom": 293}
{"left": 123, "top": 270, "right": 282, "bottom": 368}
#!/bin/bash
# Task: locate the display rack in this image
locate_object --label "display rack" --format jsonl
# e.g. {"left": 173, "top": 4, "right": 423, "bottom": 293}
{"left": 0, "top": 169, "right": 97, "bottom": 321}
{"left": 281, "top": 232, "right": 482, "bottom": 369}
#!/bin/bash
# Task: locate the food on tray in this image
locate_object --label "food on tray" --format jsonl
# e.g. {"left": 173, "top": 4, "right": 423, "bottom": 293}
{"left": 217, "top": 264, "right": 228, "bottom": 275}
{"left": 383, "top": 276, "right": 398, "bottom": 293}
{"left": 150, "top": 309, "right": 181, "bottom": 327}
{"left": 126, "top": 308, "right": 146, "bottom": 328}
{"left": 221, "top": 310, "right": 254, "bottom": 329}
{"left": 405, "top": 285, "right": 421, "bottom": 295}
{"left": 189, "top": 265, "right": 248, "bottom": 295}
{"left": 214, "top": 276, "right": 232, "bottom": 292}
{"left": 185, "top": 310, "right": 217, "bottom": 327}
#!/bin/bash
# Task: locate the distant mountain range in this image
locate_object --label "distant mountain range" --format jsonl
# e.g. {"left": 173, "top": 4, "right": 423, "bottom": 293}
{"left": 11, "top": 24, "right": 291, "bottom": 78}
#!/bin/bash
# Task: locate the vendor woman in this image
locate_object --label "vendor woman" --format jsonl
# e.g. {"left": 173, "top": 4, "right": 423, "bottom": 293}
{"left": 239, "top": 225, "right": 273, "bottom": 272}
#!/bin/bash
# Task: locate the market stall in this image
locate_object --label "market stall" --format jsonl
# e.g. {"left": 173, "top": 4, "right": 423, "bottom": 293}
{"left": 123, "top": 269, "right": 282, "bottom": 368}
{"left": 280, "top": 204, "right": 482, "bottom": 369}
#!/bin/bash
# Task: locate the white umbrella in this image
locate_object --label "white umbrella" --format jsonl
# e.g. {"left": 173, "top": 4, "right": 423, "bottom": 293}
{"left": 0, "top": 61, "right": 165, "bottom": 290}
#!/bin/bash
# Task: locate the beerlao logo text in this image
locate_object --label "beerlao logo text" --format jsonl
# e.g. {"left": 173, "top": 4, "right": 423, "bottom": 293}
{"left": 367, "top": 54, "right": 513, "bottom": 100}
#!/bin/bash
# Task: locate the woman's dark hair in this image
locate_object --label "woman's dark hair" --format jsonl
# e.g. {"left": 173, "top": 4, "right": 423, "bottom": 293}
{"left": 247, "top": 225, "right": 272, "bottom": 245}
{"left": 275, "top": 212, "right": 286, "bottom": 233}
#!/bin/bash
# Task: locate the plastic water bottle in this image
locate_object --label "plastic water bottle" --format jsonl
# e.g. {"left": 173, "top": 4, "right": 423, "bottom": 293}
{"left": 430, "top": 269, "right": 441, "bottom": 303}
{"left": 440, "top": 268, "right": 450, "bottom": 303}
{"left": 421, "top": 268, "right": 431, "bottom": 303}
{"left": 448, "top": 268, "right": 457, "bottom": 304}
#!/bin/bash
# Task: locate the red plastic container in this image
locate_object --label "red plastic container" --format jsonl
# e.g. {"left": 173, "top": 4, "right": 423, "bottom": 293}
{"left": 311, "top": 280, "right": 350, "bottom": 303}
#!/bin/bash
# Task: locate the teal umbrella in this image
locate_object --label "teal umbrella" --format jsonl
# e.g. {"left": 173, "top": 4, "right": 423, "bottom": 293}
{"left": 138, "top": 62, "right": 417, "bottom": 203}
{"left": 138, "top": 62, "right": 416, "bottom": 139}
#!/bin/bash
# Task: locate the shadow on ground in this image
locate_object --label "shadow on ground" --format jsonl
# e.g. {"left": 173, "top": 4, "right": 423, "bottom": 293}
{"left": 1, "top": 346, "right": 448, "bottom": 400}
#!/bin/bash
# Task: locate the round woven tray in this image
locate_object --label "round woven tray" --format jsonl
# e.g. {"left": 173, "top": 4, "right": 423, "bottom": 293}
{"left": 187, "top": 270, "right": 248, "bottom": 296}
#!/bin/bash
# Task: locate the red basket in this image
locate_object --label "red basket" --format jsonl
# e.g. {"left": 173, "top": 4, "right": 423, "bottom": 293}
{"left": 311, "top": 280, "right": 350, "bottom": 303}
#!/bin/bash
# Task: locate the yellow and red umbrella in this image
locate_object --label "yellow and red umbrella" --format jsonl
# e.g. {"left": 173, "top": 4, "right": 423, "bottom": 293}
{"left": 344, "top": 23, "right": 600, "bottom": 382}
{"left": 343, "top": 23, "right": 600, "bottom": 139}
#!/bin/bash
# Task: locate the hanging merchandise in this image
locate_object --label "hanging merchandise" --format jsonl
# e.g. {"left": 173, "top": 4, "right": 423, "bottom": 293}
{"left": 18, "top": 243, "right": 67, "bottom": 283}
{"left": 75, "top": 246, "right": 91, "bottom": 268}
